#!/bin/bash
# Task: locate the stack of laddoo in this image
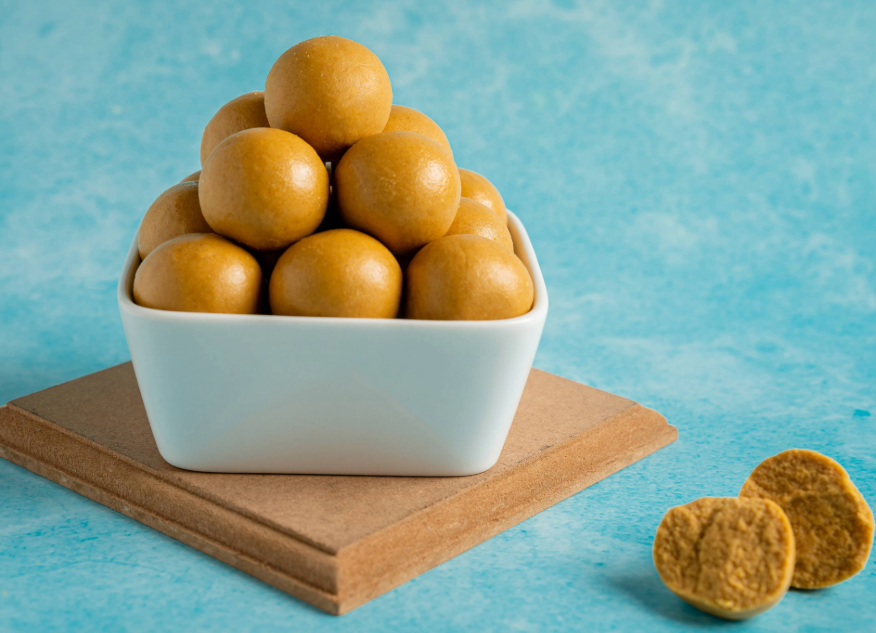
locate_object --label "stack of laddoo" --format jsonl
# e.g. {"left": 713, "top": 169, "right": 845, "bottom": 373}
{"left": 133, "top": 36, "right": 533, "bottom": 321}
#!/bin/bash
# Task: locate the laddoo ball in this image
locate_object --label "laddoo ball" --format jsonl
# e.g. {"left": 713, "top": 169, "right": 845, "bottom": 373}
{"left": 199, "top": 127, "right": 329, "bottom": 251}
{"left": 335, "top": 131, "right": 460, "bottom": 254}
{"left": 405, "top": 234, "right": 533, "bottom": 320}
{"left": 740, "top": 449, "right": 875, "bottom": 589}
{"left": 200, "top": 91, "right": 270, "bottom": 165}
{"left": 382, "top": 105, "right": 452, "bottom": 157}
{"left": 269, "top": 229, "right": 402, "bottom": 318}
{"left": 653, "top": 497, "right": 796, "bottom": 621}
{"left": 133, "top": 233, "right": 262, "bottom": 314}
{"left": 180, "top": 170, "right": 201, "bottom": 183}
{"left": 138, "top": 181, "right": 212, "bottom": 259}
{"left": 459, "top": 168, "right": 507, "bottom": 223}
{"left": 265, "top": 36, "right": 392, "bottom": 162}
{"left": 445, "top": 197, "right": 513, "bottom": 252}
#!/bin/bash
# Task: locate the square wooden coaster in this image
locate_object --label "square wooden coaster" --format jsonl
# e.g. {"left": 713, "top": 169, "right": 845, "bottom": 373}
{"left": 0, "top": 363, "right": 676, "bottom": 615}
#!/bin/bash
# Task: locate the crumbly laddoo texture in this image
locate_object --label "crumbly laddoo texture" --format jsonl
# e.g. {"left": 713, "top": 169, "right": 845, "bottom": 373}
{"left": 445, "top": 197, "right": 513, "bottom": 252}
{"left": 265, "top": 36, "right": 392, "bottom": 162}
{"left": 739, "top": 449, "right": 875, "bottom": 589}
{"left": 200, "top": 91, "right": 270, "bottom": 165}
{"left": 382, "top": 105, "right": 452, "bottom": 157}
{"left": 653, "top": 496, "right": 795, "bottom": 621}
{"left": 458, "top": 168, "right": 507, "bottom": 224}
{"left": 133, "top": 234, "right": 262, "bottom": 314}
{"left": 138, "top": 181, "right": 212, "bottom": 259}
{"left": 405, "top": 234, "right": 533, "bottom": 321}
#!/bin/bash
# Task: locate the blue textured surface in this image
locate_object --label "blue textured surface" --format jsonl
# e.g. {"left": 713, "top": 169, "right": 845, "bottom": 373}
{"left": 1, "top": 1, "right": 875, "bottom": 630}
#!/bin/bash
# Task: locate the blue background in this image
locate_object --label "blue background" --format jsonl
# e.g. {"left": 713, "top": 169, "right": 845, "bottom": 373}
{"left": 1, "top": 0, "right": 875, "bottom": 630}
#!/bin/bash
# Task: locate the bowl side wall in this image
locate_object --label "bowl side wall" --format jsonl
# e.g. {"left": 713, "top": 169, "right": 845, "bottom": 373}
{"left": 118, "top": 212, "right": 547, "bottom": 475}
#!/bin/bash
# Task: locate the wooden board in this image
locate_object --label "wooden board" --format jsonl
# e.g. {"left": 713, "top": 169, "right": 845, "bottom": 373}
{"left": 0, "top": 363, "right": 676, "bottom": 615}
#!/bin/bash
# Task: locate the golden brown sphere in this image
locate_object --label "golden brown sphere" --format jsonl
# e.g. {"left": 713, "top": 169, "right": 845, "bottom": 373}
{"left": 459, "top": 169, "right": 507, "bottom": 223}
{"left": 265, "top": 36, "right": 392, "bottom": 162}
{"left": 138, "top": 181, "right": 212, "bottom": 259}
{"left": 406, "top": 234, "right": 533, "bottom": 320}
{"left": 335, "top": 131, "right": 460, "bottom": 255}
{"left": 382, "top": 105, "right": 452, "bottom": 157}
{"left": 200, "top": 91, "right": 270, "bottom": 165}
{"left": 445, "top": 197, "right": 513, "bottom": 252}
{"left": 180, "top": 170, "right": 201, "bottom": 183}
{"left": 133, "top": 234, "right": 262, "bottom": 314}
{"left": 199, "top": 127, "right": 329, "bottom": 251}
{"left": 269, "top": 229, "right": 402, "bottom": 318}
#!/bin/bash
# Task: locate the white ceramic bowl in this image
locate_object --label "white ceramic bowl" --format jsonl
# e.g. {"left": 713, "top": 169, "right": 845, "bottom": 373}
{"left": 118, "top": 211, "right": 548, "bottom": 475}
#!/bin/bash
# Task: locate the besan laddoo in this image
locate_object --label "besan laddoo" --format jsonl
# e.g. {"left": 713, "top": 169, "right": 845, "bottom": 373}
{"left": 138, "top": 181, "right": 212, "bottom": 259}
{"left": 653, "top": 497, "right": 796, "bottom": 620}
{"left": 406, "top": 234, "right": 533, "bottom": 320}
{"left": 265, "top": 36, "right": 392, "bottom": 162}
{"left": 445, "top": 197, "right": 513, "bottom": 252}
{"left": 335, "top": 131, "right": 460, "bottom": 255}
{"left": 269, "top": 229, "right": 402, "bottom": 318}
{"left": 459, "top": 169, "right": 507, "bottom": 224}
{"left": 135, "top": 36, "right": 535, "bottom": 325}
{"left": 740, "top": 449, "right": 874, "bottom": 589}
{"left": 383, "top": 105, "right": 452, "bottom": 157}
{"left": 199, "top": 127, "right": 329, "bottom": 251}
{"left": 133, "top": 233, "right": 262, "bottom": 314}
{"left": 200, "top": 91, "right": 270, "bottom": 165}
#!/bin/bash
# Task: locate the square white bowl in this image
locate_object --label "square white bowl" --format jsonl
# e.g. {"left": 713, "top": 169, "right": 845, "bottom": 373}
{"left": 118, "top": 211, "right": 548, "bottom": 476}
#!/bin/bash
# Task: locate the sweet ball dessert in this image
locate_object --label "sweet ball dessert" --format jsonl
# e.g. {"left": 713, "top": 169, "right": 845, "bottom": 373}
{"left": 134, "top": 234, "right": 262, "bottom": 314}
{"left": 445, "top": 197, "right": 513, "bottom": 252}
{"left": 270, "top": 229, "right": 402, "bottom": 318}
{"left": 138, "top": 181, "right": 212, "bottom": 259}
{"left": 383, "top": 105, "right": 452, "bottom": 157}
{"left": 335, "top": 131, "right": 460, "bottom": 255}
{"left": 459, "top": 168, "right": 507, "bottom": 224}
{"left": 200, "top": 91, "right": 270, "bottom": 165}
{"left": 265, "top": 36, "right": 392, "bottom": 162}
{"left": 740, "top": 449, "right": 874, "bottom": 589}
{"left": 653, "top": 497, "right": 796, "bottom": 620}
{"left": 199, "top": 127, "right": 329, "bottom": 251}
{"left": 406, "top": 235, "right": 533, "bottom": 320}
{"left": 134, "top": 36, "right": 535, "bottom": 323}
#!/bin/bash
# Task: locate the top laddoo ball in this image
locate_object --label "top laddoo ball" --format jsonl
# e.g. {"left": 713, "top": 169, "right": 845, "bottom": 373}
{"left": 383, "top": 105, "right": 452, "bottom": 157}
{"left": 200, "top": 91, "right": 270, "bottom": 165}
{"left": 265, "top": 36, "right": 392, "bottom": 162}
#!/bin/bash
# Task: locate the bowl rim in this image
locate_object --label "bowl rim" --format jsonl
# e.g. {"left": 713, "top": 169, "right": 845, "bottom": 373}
{"left": 118, "top": 210, "right": 548, "bottom": 329}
